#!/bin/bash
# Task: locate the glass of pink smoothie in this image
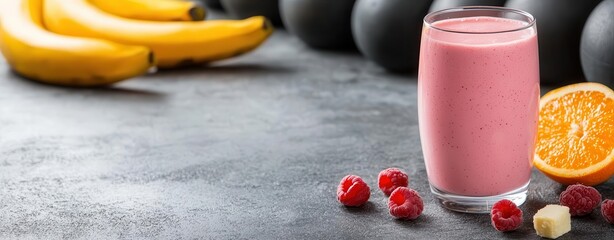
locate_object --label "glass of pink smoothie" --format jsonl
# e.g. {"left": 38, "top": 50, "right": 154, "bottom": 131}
{"left": 418, "top": 7, "right": 539, "bottom": 213}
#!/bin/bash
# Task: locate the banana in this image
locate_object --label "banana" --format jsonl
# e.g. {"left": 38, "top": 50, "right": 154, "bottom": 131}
{"left": 0, "top": 0, "right": 154, "bottom": 87}
{"left": 43, "top": 0, "right": 274, "bottom": 68}
{"left": 89, "top": 0, "right": 206, "bottom": 22}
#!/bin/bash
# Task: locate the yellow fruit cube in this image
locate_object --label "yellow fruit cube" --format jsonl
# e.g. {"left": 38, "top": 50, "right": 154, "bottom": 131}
{"left": 533, "top": 205, "right": 571, "bottom": 239}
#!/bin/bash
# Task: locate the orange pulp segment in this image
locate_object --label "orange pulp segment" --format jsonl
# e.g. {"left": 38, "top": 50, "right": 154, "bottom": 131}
{"left": 534, "top": 82, "right": 614, "bottom": 186}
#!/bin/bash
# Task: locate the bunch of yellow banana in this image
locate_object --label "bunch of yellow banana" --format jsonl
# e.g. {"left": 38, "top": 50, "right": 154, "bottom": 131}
{"left": 0, "top": 0, "right": 273, "bottom": 87}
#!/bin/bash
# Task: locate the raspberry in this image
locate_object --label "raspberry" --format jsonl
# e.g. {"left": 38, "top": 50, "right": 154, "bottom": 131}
{"left": 388, "top": 187, "right": 423, "bottom": 220}
{"left": 601, "top": 199, "right": 614, "bottom": 224}
{"left": 337, "top": 175, "right": 370, "bottom": 207}
{"left": 490, "top": 199, "right": 523, "bottom": 232}
{"left": 559, "top": 184, "right": 601, "bottom": 216}
{"left": 378, "top": 168, "right": 409, "bottom": 196}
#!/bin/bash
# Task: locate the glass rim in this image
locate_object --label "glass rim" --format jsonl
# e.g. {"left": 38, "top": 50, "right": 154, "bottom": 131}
{"left": 424, "top": 6, "right": 536, "bottom": 34}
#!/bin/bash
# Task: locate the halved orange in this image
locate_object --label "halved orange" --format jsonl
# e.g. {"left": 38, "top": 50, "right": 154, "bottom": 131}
{"left": 534, "top": 82, "right": 614, "bottom": 186}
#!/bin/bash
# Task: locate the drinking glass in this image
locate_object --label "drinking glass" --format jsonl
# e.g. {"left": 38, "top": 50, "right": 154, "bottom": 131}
{"left": 418, "top": 6, "right": 539, "bottom": 213}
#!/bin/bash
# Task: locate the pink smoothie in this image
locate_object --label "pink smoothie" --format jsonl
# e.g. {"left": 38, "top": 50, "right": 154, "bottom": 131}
{"left": 418, "top": 16, "right": 539, "bottom": 196}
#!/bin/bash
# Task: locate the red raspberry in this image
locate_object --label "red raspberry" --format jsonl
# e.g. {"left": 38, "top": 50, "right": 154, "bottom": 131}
{"left": 378, "top": 168, "right": 409, "bottom": 196}
{"left": 490, "top": 199, "right": 523, "bottom": 232}
{"left": 388, "top": 187, "right": 423, "bottom": 220}
{"left": 559, "top": 184, "right": 601, "bottom": 216}
{"left": 601, "top": 199, "right": 614, "bottom": 224}
{"left": 337, "top": 175, "right": 370, "bottom": 207}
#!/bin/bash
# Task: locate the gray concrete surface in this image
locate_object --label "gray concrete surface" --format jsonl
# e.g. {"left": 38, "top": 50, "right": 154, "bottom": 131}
{"left": 1, "top": 12, "right": 613, "bottom": 240}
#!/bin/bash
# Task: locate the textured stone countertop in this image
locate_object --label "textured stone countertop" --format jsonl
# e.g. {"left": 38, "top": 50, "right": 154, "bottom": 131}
{"left": 1, "top": 12, "right": 613, "bottom": 240}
